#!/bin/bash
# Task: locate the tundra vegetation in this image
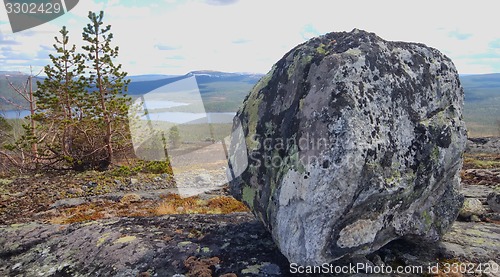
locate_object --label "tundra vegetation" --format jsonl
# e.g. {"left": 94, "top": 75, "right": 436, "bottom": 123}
{"left": 0, "top": 11, "right": 248, "bottom": 227}
{"left": 2, "top": 11, "right": 135, "bottom": 172}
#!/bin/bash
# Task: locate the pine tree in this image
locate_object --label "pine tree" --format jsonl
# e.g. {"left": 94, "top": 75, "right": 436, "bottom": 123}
{"left": 7, "top": 11, "right": 131, "bottom": 171}
{"left": 82, "top": 11, "right": 131, "bottom": 169}
{"left": 35, "top": 26, "right": 86, "bottom": 167}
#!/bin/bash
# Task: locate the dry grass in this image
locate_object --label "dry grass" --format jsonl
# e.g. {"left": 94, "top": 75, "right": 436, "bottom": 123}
{"left": 465, "top": 121, "right": 499, "bottom": 138}
{"left": 49, "top": 203, "right": 107, "bottom": 224}
{"left": 183, "top": 256, "right": 221, "bottom": 277}
{"left": 463, "top": 153, "right": 500, "bottom": 170}
{"left": 206, "top": 195, "right": 250, "bottom": 214}
{"left": 155, "top": 194, "right": 249, "bottom": 216}
{"left": 461, "top": 153, "right": 500, "bottom": 186}
{"left": 48, "top": 193, "right": 249, "bottom": 224}
{"left": 49, "top": 198, "right": 157, "bottom": 224}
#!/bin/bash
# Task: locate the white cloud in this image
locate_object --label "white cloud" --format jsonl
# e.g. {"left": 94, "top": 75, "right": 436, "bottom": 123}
{"left": 1, "top": 0, "right": 499, "bottom": 74}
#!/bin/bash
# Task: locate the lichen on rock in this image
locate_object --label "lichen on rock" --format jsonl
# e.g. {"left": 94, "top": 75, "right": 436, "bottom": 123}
{"left": 229, "top": 29, "right": 467, "bottom": 265}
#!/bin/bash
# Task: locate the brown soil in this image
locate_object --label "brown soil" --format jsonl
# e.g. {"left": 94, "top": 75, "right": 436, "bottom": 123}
{"left": 0, "top": 142, "right": 245, "bottom": 225}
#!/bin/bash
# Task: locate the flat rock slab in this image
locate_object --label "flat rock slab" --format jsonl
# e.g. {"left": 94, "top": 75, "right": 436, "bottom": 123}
{"left": 1, "top": 214, "right": 498, "bottom": 276}
{"left": 467, "top": 138, "right": 500, "bottom": 154}
{"left": 440, "top": 222, "right": 500, "bottom": 261}
{"left": 0, "top": 213, "right": 286, "bottom": 277}
{"left": 462, "top": 185, "right": 496, "bottom": 199}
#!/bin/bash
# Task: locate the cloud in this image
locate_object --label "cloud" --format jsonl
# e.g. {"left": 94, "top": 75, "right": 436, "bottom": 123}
{"left": 0, "top": 0, "right": 499, "bottom": 75}
{"left": 35, "top": 49, "right": 53, "bottom": 59}
{"left": 0, "top": 38, "right": 19, "bottom": 45}
{"left": 0, "top": 33, "right": 20, "bottom": 45}
{"left": 165, "top": 55, "right": 184, "bottom": 60}
{"left": 232, "top": 38, "right": 250, "bottom": 44}
{"left": 454, "top": 55, "right": 500, "bottom": 74}
{"left": 155, "top": 44, "right": 181, "bottom": 51}
{"left": 39, "top": 45, "right": 53, "bottom": 51}
{"left": 204, "top": 0, "right": 238, "bottom": 6}
{"left": 449, "top": 30, "right": 473, "bottom": 41}
{"left": 300, "top": 24, "right": 320, "bottom": 40}
{"left": 490, "top": 39, "right": 500, "bottom": 49}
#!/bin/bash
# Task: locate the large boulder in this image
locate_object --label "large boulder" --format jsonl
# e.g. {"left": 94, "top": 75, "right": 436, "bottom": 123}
{"left": 228, "top": 29, "right": 467, "bottom": 265}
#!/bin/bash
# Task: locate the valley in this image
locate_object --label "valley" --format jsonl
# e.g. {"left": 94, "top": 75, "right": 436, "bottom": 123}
{"left": 1, "top": 70, "right": 499, "bottom": 137}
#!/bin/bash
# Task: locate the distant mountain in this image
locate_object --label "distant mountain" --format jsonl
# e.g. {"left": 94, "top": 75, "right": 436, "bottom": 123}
{"left": 125, "top": 71, "right": 264, "bottom": 112}
{"left": 126, "top": 75, "right": 190, "bottom": 95}
{"left": 0, "top": 72, "right": 42, "bottom": 110}
{"left": 461, "top": 73, "right": 500, "bottom": 87}
{"left": 0, "top": 71, "right": 264, "bottom": 112}
{"left": 0, "top": 71, "right": 29, "bottom": 75}
{"left": 460, "top": 73, "right": 500, "bottom": 137}
{"left": 99, "top": 71, "right": 500, "bottom": 135}
{"left": 188, "top": 70, "right": 263, "bottom": 84}
{"left": 2, "top": 70, "right": 498, "bottom": 136}
{"left": 127, "top": 74, "right": 180, "bottom": 82}
{"left": 189, "top": 71, "right": 263, "bottom": 112}
{"left": 460, "top": 73, "right": 500, "bottom": 101}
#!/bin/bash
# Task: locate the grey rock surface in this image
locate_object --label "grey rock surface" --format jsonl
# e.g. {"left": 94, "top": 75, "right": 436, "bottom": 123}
{"left": 466, "top": 137, "right": 500, "bottom": 154}
{"left": 195, "top": 173, "right": 213, "bottom": 186}
{"left": 1, "top": 214, "right": 498, "bottom": 277}
{"left": 229, "top": 29, "right": 467, "bottom": 265}
{"left": 439, "top": 222, "right": 500, "bottom": 261}
{"left": 0, "top": 213, "right": 287, "bottom": 277}
{"left": 459, "top": 198, "right": 487, "bottom": 219}
{"left": 488, "top": 192, "right": 500, "bottom": 213}
{"left": 462, "top": 184, "right": 494, "bottom": 199}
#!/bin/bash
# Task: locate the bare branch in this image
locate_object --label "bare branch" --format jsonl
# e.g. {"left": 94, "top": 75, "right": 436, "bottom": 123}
{"left": 0, "top": 95, "right": 24, "bottom": 110}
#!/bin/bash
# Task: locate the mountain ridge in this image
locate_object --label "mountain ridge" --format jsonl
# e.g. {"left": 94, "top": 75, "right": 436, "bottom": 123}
{"left": 1, "top": 71, "right": 499, "bottom": 135}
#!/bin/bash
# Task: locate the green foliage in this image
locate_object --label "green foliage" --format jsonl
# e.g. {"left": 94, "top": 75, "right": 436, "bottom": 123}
{"left": 143, "top": 160, "right": 172, "bottom": 174}
{"left": 9, "top": 11, "right": 132, "bottom": 171}
{"left": 81, "top": 11, "right": 131, "bottom": 169}
{"left": 33, "top": 26, "right": 91, "bottom": 169}
{"left": 316, "top": 43, "right": 328, "bottom": 55}
{"left": 111, "top": 165, "right": 136, "bottom": 177}
{"left": 0, "top": 116, "right": 12, "bottom": 144}
{"left": 110, "top": 159, "right": 173, "bottom": 177}
{"left": 464, "top": 154, "right": 500, "bottom": 169}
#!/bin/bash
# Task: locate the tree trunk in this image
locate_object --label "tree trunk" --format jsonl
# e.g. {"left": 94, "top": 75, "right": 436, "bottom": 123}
{"left": 28, "top": 75, "right": 38, "bottom": 163}
{"left": 94, "top": 24, "right": 113, "bottom": 167}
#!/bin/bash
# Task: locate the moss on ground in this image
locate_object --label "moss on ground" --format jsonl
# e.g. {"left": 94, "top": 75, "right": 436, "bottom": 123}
{"left": 463, "top": 153, "right": 500, "bottom": 169}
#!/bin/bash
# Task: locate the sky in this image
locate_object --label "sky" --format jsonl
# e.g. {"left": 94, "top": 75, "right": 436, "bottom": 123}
{"left": 0, "top": 0, "right": 499, "bottom": 76}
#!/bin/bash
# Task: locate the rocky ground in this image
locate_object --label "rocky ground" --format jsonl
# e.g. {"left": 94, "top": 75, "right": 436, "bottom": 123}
{"left": 0, "top": 139, "right": 499, "bottom": 276}
{"left": 0, "top": 143, "right": 234, "bottom": 225}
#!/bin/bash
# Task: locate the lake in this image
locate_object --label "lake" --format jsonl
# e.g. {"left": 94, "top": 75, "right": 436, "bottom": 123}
{"left": 2, "top": 110, "right": 31, "bottom": 119}
{"left": 141, "top": 112, "right": 235, "bottom": 124}
{"left": 3, "top": 109, "right": 236, "bottom": 124}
